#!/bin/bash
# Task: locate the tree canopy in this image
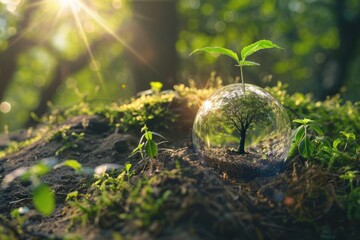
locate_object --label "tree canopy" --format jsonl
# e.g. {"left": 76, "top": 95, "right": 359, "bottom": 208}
{"left": 0, "top": 0, "right": 359, "bottom": 131}
{"left": 220, "top": 92, "right": 273, "bottom": 153}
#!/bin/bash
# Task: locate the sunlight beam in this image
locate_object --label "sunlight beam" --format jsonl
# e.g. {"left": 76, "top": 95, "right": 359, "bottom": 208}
{"left": 58, "top": 0, "right": 77, "bottom": 9}
{"left": 69, "top": 1, "right": 107, "bottom": 93}
{"left": 75, "top": 0, "right": 160, "bottom": 76}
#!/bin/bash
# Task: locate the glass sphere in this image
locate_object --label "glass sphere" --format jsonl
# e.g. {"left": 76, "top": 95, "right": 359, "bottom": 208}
{"left": 192, "top": 84, "right": 292, "bottom": 179}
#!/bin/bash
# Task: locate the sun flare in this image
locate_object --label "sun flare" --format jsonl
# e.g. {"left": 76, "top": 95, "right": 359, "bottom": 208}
{"left": 58, "top": 0, "right": 77, "bottom": 9}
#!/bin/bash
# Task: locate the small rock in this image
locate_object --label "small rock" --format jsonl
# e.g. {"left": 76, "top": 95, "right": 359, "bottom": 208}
{"left": 113, "top": 139, "right": 129, "bottom": 153}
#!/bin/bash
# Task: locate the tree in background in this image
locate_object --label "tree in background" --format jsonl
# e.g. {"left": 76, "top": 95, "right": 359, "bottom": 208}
{"left": 0, "top": 0, "right": 359, "bottom": 132}
{"left": 128, "top": 0, "right": 178, "bottom": 92}
{"left": 178, "top": 0, "right": 360, "bottom": 100}
{"left": 0, "top": 0, "right": 178, "bottom": 128}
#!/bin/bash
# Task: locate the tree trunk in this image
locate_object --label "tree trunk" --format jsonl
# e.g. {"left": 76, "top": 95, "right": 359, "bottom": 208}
{"left": 128, "top": 0, "right": 178, "bottom": 92}
{"left": 317, "top": 0, "right": 360, "bottom": 99}
{"left": 238, "top": 131, "right": 246, "bottom": 154}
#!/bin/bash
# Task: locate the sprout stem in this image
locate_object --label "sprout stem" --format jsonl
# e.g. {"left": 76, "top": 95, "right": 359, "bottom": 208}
{"left": 240, "top": 65, "right": 245, "bottom": 93}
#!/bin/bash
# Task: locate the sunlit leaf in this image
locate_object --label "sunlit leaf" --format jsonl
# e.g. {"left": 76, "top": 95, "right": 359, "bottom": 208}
{"left": 298, "top": 137, "right": 313, "bottom": 158}
{"left": 340, "top": 131, "right": 356, "bottom": 140}
{"left": 30, "top": 163, "right": 50, "bottom": 177}
{"left": 310, "top": 124, "right": 323, "bottom": 136}
{"left": 190, "top": 47, "right": 239, "bottom": 63}
{"left": 54, "top": 159, "right": 82, "bottom": 172}
{"left": 294, "top": 126, "right": 305, "bottom": 143}
{"left": 33, "top": 184, "right": 55, "bottom": 216}
{"left": 141, "top": 125, "right": 148, "bottom": 132}
{"left": 239, "top": 60, "right": 260, "bottom": 67}
{"left": 144, "top": 131, "right": 153, "bottom": 140}
{"left": 66, "top": 191, "right": 79, "bottom": 201}
{"left": 125, "top": 163, "right": 132, "bottom": 172}
{"left": 145, "top": 139, "right": 158, "bottom": 158}
{"left": 293, "top": 118, "right": 314, "bottom": 125}
{"left": 241, "top": 39, "right": 281, "bottom": 61}
{"left": 333, "top": 139, "right": 342, "bottom": 150}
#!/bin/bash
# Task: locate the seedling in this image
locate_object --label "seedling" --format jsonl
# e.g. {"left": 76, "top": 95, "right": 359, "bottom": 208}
{"left": 190, "top": 39, "right": 281, "bottom": 92}
{"left": 130, "top": 125, "right": 167, "bottom": 160}
{"left": 292, "top": 118, "right": 323, "bottom": 158}
{"left": 1, "top": 158, "right": 83, "bottom": 217}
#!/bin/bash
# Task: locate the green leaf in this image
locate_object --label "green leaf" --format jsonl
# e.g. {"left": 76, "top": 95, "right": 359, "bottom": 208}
{"left": 66, "top": 191, "right": 79, "bottom": 201}
{"left": 239, "top": 60, "right": 260, "bottom": 67}
{"left": 145, "top": 139, "right": 158, "bottom": 158}
{"left": 293, "top": 118, "right": 314, "bottom": 125}
{"left": 340, "top": 131, "right": 356, "bottom": 141}
{"left": 294, "top": 126, "right": 305, "bottom": 143}
{"left": 310, "top": 124, "right": 323, "bottom": 136}
{"left": 30, "top": 163, "right": 50, "bottom": 177}
{"left": 144, "top": 131, "right": 153, "bottom": 141}
{"left": 190, "top": 47, "right": 239, "bottom": 63}
{"left": 125, "top": 163, "right": 132, "bottom": 172}
{"left": 298, "top": 137, "right": 313, "bottom": 158}
{"left": 54, "top": 160, "right": 82, "bottom": 172}
{"left": 317, "top": 136, "right": 331, "bottom": 148}
{"left": 141, "top": 125, "right": 148, "bottom": 133}
{"left": 240, "top": 39, "right": 281, "bottom": 61}
{"left": 33, "top": 184, "right": 55, "bottom": 216}
{"left": 333, "top": 139, "right": 342, "bottom": 150}
{"left": 129, "top": 143, "right": 144, "bottom": 157}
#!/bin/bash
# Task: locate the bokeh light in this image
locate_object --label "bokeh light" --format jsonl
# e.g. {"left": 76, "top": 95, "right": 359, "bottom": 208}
{"left": 0, "top": 102, "right": 12, "bottom": 113}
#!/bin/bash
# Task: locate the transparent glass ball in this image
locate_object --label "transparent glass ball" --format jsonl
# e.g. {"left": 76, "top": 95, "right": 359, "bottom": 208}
{"left": 192, "top": 83, "right": 292, "bottom": 179}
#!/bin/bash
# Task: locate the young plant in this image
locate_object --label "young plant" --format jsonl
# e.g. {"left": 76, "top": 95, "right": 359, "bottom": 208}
{"left": 1, "top": 158, "right": 56, "bottom": 216}
{"left": 130, "top": 125, "right": 167, "bottom": 161}
{"left": 1, "top": 158, "right": 83, "bottom": 217}
{"left": 190, "top": 39, "right": 281, "bottom": 92}
{"left": 292, "top": 118, "right": 323, "bottom": 158}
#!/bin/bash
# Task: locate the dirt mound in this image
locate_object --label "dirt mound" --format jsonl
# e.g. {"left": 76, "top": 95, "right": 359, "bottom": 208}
{"left": 0, "top": 115, "right": 358, "bottom": 239}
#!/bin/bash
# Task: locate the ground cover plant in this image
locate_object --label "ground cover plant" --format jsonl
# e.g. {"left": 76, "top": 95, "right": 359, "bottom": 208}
{"left": 0, "top": 78, "right": 358, "bottom": 239}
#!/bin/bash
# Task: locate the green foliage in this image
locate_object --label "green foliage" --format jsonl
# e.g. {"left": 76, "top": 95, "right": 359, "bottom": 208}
{"left": 67, "top": 167, "right": 176, "bottom": 229}
{"left": 190, "top": 40, "right": 281, "bottom": 90}
{"left": 54, "top": 159, "right": 82, "bottom": 173}
{"left": 0, "top": 134, "right": 42, "bottom": 158}
{"left": 32, "top": 184, "right": 55, "bottom": 217}
{"left": 50, "top": 128, "right": 85, "bottom": 156}
{"left": 291, "top": 118, "right": 358, "bottom": 169}
{"left": 130, "top": 125, "right": 166, "bottom": 160}
{"left": 106, "top": 91, "right": 176, "bottom": 131}
{"left": 346, "top": 186, "right": 360, "bottom": 221}
{"left": 240, "top": 40, "right": 281, "bottom": 66}
{"left": 1, "top": 158, "right": 82, "bottom": 217}
{"left": 190, "top": 40, "right": 280, "bottom": 67}
{"left": 291, "top": 118, "right": 322, "bottom": 158}
{"left": 1, "top": 160, "right": 55, "bottom": 216}
{"left": 267, "top": 82, "right": 360, "bottom": 138}
{"left": 340, "top": 171, "right": 358, "bottom": 191}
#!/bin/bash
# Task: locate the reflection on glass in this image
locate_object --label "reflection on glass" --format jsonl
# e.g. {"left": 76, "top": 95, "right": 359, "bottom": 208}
{"left": 192, "top": 84, "right": 292, "bottom": 179}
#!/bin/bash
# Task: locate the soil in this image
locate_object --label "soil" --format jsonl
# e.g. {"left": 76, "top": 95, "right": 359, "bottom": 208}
{"left": 202, "top": 148, "right": 284, "bottom": 180}
{"left": 0, "top": 115, "right": 358, "bottom": 239}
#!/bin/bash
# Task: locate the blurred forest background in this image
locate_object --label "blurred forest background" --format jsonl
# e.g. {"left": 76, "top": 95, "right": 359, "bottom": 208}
{"left": 0, "top": 0, "right": 359, "bottom": 132}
